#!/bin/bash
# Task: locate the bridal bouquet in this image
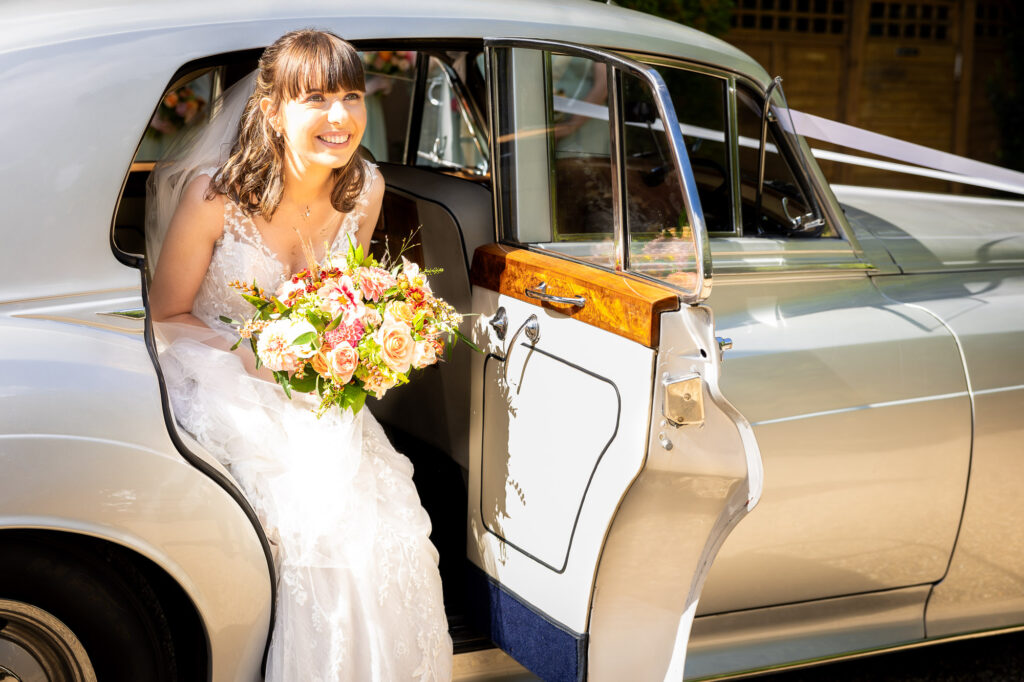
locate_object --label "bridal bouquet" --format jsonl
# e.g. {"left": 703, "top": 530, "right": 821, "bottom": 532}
{"left": 224, "top": 240, "right": 470, "bottom": 416}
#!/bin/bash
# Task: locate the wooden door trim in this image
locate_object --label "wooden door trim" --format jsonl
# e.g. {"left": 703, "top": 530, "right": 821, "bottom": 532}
{"left": 470, "top": 243, "right": 680, "bottom": 348}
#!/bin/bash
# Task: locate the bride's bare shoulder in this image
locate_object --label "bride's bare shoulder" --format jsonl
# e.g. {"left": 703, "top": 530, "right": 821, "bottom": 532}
{"left": 172, "top": 173, "right": 227, "bottom": 242}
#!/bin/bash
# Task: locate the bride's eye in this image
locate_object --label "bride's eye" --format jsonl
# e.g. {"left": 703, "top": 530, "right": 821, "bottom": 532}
{"left": 344, "top": 92, "right": 363, "bottom": 102}
{"left": 304, "top": 93, "right": 325, "bottom": 103}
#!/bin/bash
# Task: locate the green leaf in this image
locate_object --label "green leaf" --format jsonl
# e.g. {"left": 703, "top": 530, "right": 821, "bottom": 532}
{"left": 230, "top": 337, "right": 242, "bottom": 351}
{"left": 316, "top": 374, "right": 325, "bottom": 398}
{"left": 273, "top": 370, "right": 293, "bottom": 399}
{"left": 454, "top": 328, "right": 483, "bottom": 353}
{"left": 292, "top": 331, "right": 317, "bottom": 346}
{"left": 271, "top": 296, "right": 289, "bottom": 314}
{"left": 218, "top": 315, "right": 235, "bottom": 325}
{"left": 325, "top": 312, "right": 344, "bottom": 332}
{"left": 250, "top": 337, "right": 262, "bottom": 369}
{"left": 306, "top": 311, "right": 326, "bottom": 333}
{"left": 241, "top": 293, "right": 266, "bottom": 308}
{"left": 290, "top": 369, "right": 318, "bottom": 393}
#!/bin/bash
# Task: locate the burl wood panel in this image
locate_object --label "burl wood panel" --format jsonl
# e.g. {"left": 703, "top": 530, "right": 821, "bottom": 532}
{"left": 470, "top": 243, "right": 680, "bottom": 348}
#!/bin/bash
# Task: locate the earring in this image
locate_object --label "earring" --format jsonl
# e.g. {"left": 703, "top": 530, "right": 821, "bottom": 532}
{"left": 276, "top": 130, "right": 282, "bottom": 138}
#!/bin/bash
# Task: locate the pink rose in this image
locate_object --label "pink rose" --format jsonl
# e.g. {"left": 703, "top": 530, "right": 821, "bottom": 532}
{"left": 375, "top": 317, "right": 415, "bottom": 373}
{"left": 357, "top": 266, "right": 397, "bottom": 302}
{"left": 318, "top": 275, "right": 365, "bottom": 324}
{"left": 325, "top": 345, "right": 359, "bottom": 384}
{"left": 411, "top": 340, "right": 437, "bottom": 369}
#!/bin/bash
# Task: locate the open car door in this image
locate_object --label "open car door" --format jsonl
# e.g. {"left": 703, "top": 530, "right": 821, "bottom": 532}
{"left": 465, "top": 40, "right": 763, "bottom": 680}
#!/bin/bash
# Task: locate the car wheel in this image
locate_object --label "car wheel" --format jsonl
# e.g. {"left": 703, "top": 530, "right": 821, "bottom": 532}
{"left": 0, "top": 535, "right": 178, "bottom": 682}
{"left": 0, "top": 598, "right": 96, "bottom": 682}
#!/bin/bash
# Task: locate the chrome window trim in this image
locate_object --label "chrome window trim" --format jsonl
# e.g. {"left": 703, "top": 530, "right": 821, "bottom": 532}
{"left": 485, "top": 37, "right": 713, "bottom": 304}
{"left": 726, "top": 75, "right": 742, "bottom": 237}
{"left": 609, "top": 66, "right": 628, "bottom": 272}
{"left": 622, "top": 52, "right": 740, "bottom": 237}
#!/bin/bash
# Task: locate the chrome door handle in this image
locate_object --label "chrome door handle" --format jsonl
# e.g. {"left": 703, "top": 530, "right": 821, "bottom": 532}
{"left": 524, "top": 282, "right": 585, "bottom": 308}
{"left": 502, "top": 314, "right": 540, "bottom": 382}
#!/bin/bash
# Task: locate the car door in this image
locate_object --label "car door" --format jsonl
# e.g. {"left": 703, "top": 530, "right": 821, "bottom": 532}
{"left": 465, "top": 40, "right": 763, "bottom": 681}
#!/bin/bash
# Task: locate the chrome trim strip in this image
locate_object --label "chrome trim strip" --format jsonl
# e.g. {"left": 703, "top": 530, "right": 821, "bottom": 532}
{"left": 751, "top": 390, "right": 969, "bottom": 427}
{"left": 485, "top": 46, "right": 503, "bottom": 243}
{"left": 726, "top": 75, "right": 743, "bottom": 236}
{"left": 609, "top": 66, "right": 627, "bottom": 272}
{"left": 694, "top": 623, "right": 1024, "bottom": 681}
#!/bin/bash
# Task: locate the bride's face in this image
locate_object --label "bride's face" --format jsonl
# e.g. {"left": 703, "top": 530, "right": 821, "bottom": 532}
{"left": 274, "top": 87, "right": 367, "bottom": 171}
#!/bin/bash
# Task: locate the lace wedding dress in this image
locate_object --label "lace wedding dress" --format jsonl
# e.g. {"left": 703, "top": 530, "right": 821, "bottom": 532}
{"left": 158, "top": 160, "right": 453, "bottom": 681}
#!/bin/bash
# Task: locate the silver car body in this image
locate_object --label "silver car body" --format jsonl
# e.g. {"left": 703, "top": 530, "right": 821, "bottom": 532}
{"left": 0, "top": 0, "right": 1021, "bottom": 680}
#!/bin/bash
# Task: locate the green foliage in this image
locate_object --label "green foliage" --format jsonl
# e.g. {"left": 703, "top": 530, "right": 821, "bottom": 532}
{"left": 605, "top": 0, "right": 735, "bottom": 37}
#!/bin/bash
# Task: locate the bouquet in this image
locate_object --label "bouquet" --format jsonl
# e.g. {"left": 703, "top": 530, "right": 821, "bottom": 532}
{"left": 223, "top": 239, "right": 472, "bottom": 416}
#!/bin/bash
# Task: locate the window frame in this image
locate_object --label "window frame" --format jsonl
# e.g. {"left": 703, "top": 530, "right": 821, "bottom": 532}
{"left": 485, "top": 38, "right": 714, "bottom": 304}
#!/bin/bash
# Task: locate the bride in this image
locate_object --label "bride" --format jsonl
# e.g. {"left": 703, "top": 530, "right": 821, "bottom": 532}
{"left": 147, "top": 29, "right": 454, "bottom": 680}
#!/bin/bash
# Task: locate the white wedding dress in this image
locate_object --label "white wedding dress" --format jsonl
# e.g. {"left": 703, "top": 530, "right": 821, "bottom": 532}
{"left": 158, "top": 160, "right": 453, "bottom": 681}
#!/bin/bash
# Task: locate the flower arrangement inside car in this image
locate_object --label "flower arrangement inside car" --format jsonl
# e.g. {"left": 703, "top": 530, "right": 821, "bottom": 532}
{"left": 222, "top": 239, "right": 472, "bottom": 416}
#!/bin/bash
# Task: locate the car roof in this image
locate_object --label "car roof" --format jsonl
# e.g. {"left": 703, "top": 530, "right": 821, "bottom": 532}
{"left": 0, "top": 0, "right": 769, "bottom": 85}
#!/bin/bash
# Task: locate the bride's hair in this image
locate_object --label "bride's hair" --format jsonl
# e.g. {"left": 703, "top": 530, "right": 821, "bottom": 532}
{"left": 208, "top": 29, "right": 367, "bottom": 219}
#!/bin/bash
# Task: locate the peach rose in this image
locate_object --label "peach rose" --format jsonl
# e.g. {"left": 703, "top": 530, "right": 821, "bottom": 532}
{"left": 362, "top": 306, "right": 383, "bottom": 329}
{"left": 375, "top": 317, "right": 415, "bottom": 373}
{"left": 411, "top": 339, "right": 437, "bottom": 369}
{"left": 385, "top": 300, "right": 416, "bottom": 326}
{"left": 325, "top": 345, "right": 359, "bottom": 384}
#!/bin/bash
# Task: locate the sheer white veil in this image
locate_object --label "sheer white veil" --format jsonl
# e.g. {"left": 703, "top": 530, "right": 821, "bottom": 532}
{"left": 145, "top": 71, "right": 257, "bottom": 272}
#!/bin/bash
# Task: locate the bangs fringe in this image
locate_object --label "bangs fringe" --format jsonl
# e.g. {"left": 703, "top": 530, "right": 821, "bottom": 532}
{"left": 278, "top": 32, "right": 365, "bottom": 99}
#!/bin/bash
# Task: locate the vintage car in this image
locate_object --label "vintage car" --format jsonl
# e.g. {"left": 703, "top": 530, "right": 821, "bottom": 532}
{"left": 1, "top": 1, "right": 1022, "bottom": 681}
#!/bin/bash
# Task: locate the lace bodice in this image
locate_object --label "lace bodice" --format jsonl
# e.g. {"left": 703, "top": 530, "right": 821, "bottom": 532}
{"left": 192, "top": 161, "right": 379, "bottom": 331}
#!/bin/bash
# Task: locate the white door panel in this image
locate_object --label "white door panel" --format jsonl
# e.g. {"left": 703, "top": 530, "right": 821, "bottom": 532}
{"left": 481, "top": 338, "right": 621, "bottom": 571}
{"left": 469, "top": 290, "right": 656, "bottom": 633}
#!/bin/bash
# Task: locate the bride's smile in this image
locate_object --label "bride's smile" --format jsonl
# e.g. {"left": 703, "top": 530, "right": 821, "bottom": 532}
{"left": 275, "top": 88, "right": 367, "bottom": 170}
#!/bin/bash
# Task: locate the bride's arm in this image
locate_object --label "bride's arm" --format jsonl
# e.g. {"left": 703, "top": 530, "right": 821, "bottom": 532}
{"left": 352, "top": 168, "right": 386, "bottom": 255}
{"left": 149, "top": 174, "right": 223, "bottom": 326}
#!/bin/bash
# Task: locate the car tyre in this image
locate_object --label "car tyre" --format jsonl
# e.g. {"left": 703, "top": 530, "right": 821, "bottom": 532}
{"left": 0, "top": 535, "right": 178, "bottom": 682}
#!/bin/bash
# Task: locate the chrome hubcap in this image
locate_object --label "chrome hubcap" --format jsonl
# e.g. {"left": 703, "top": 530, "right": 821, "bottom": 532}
{"left": 0, "top": 599, "right": 95, "bottom": 682}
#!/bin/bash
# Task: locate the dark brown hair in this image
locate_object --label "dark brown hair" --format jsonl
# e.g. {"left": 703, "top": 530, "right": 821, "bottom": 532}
{"left": 208, "top": 29, "right": 366, "bottom": 218}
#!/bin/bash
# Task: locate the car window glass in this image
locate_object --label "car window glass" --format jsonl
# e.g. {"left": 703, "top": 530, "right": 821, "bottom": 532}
{"left": 361, "top": 50, "right": 418, "bottom": 163}
{"left": 493, "top": 49, "right": 615, "bottom": 267}
{"left": 620, "top": 73, "right": 696, "bottom": 283}
{"left": 736, "top": 85, "right": 832, "bottom": 237}
{"left": 494, "top": 47, "right": 702, "bottom": 290}
{"left": 136, "top": 70, "right": 218, "bottom": 163}
{"left": 651, "top": 66, "right": 734, "bottom": 235}
{"left": 416, "top": 56, "right": 489, "bottom": 175}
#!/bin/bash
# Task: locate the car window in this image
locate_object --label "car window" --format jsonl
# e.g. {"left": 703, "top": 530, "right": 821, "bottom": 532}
{"left": 736, "top": 84, "right": 834, "bottom": 238}
{"left": 135, "top": 70, "right": 218, "bottom": 164}
{"left": 415, "top": 56, "right": 489, "bottom": 175}
{"left": 361, "top": 50, "right": 418, "bottom": 163}
{"left": 649, "top": 65, "right": 734, "bottom": 235}
{"left": 492, "top": 47, "right": 701, "bottom": 288}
